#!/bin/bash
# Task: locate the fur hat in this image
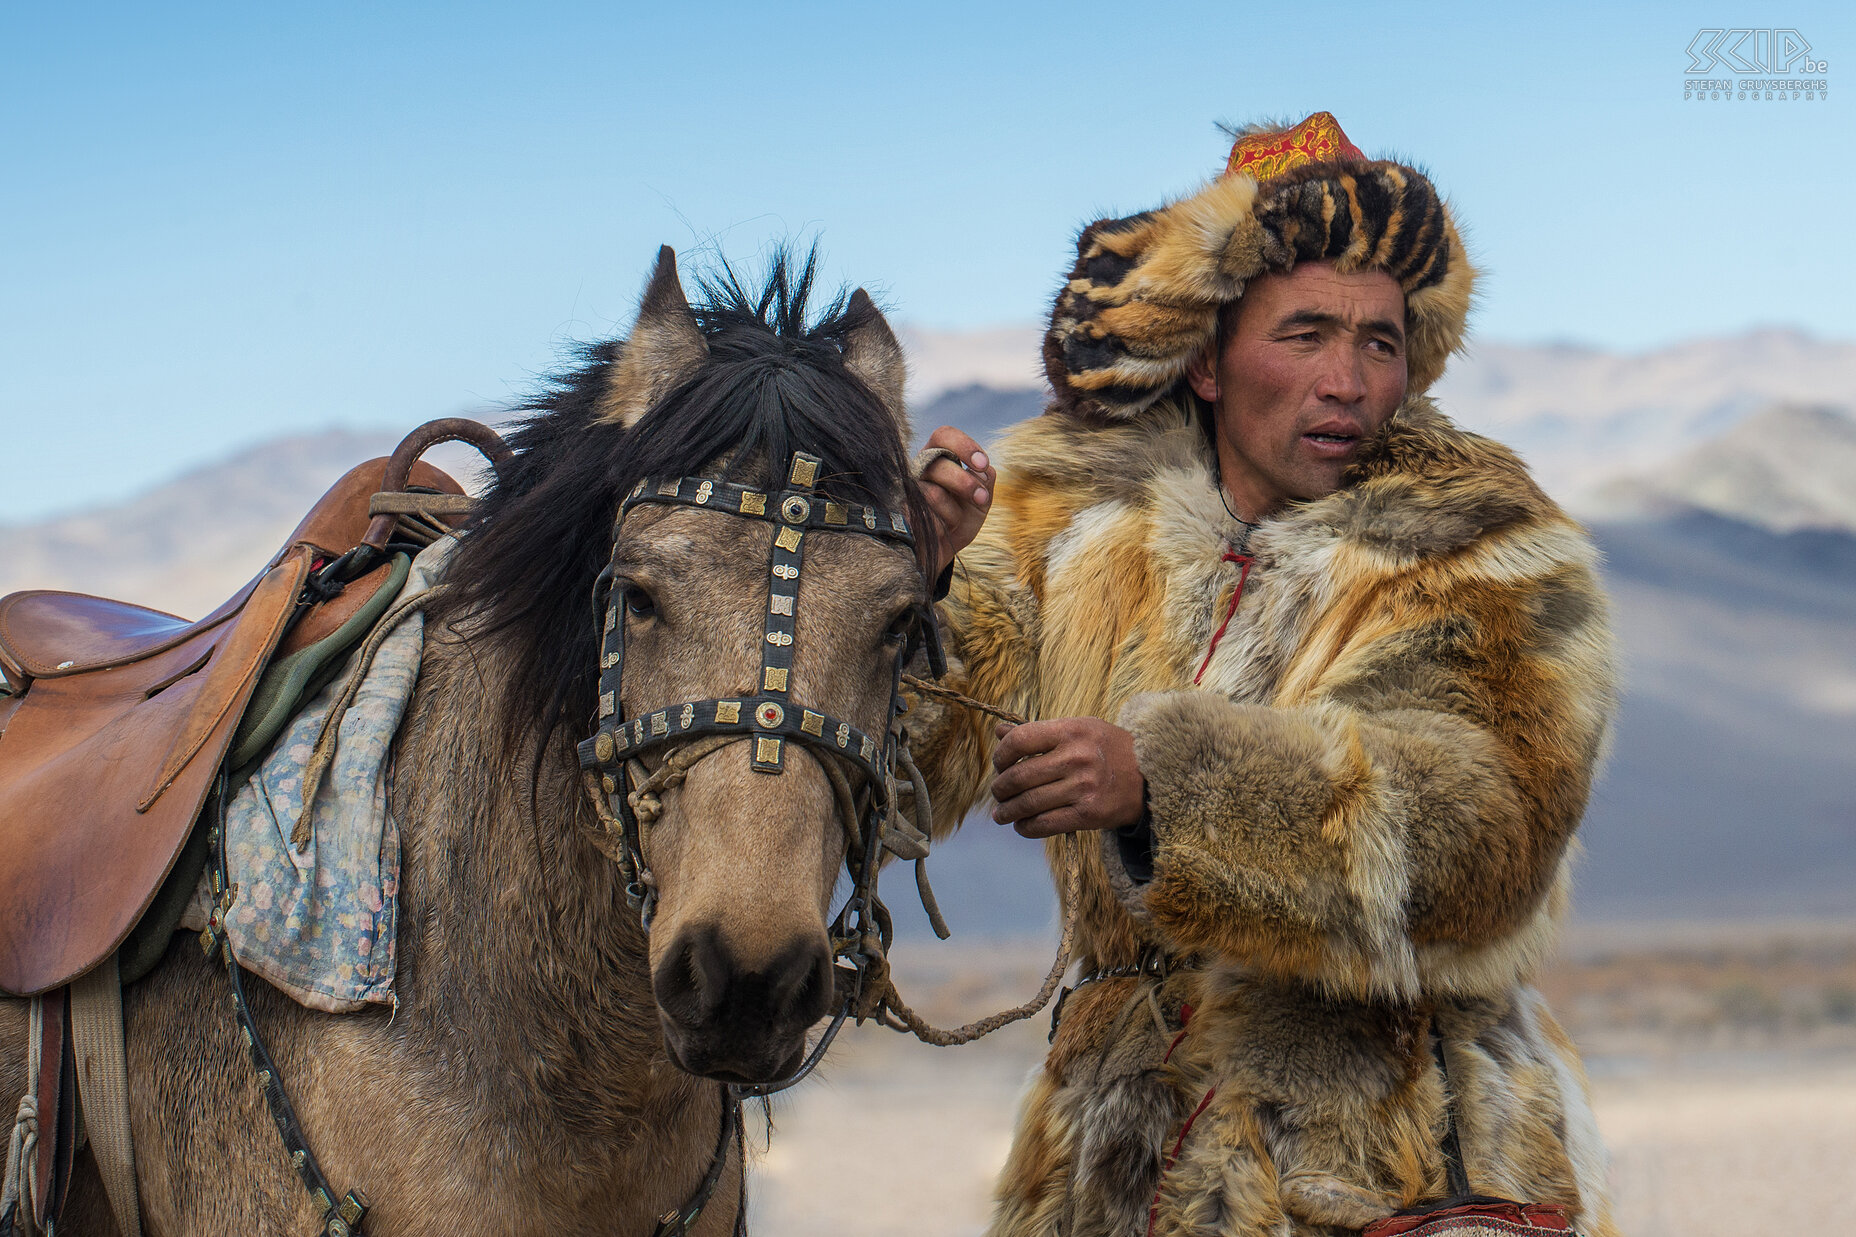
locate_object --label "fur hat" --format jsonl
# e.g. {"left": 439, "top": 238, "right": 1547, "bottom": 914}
{"left": 1043, "top": 113, "right": 1477, "bottom": 421}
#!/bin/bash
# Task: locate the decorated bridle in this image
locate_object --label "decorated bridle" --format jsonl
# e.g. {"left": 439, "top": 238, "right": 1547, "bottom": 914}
{"left": 572, "top": 449, "right": 1074, "bottom": 1236}
{"left": 573, "top": 448, "right": 946, "bottom": 1232}
{"left": 575, "top": 446, "right": 940, "bottom": 1046}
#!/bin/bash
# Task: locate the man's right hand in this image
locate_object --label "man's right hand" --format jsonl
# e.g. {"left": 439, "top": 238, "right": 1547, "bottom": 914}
{"left": 989, "top": 718, "right": 1146, "bottom": 838}
{"left": 919, "top": 425, "right": 995, "bottom": 578}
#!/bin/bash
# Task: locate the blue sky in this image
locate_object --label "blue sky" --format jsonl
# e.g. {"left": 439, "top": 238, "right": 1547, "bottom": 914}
{"left": 2, "top": 0, "right": 1851, "bottom": 521}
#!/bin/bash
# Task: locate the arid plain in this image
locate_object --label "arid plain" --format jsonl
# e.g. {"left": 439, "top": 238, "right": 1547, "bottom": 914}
{"left": 748, "top": 926, "right": 1856, "bottom": 1237}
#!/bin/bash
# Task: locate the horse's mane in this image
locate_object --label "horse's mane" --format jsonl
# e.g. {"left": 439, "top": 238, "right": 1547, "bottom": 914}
{"left": 432, "top": 247, "right": 932, "bottom": 752}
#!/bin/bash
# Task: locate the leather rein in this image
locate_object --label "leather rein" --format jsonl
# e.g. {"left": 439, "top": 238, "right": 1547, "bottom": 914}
{"left": 574, "top": 450, "right": 944, "bottom": 1236}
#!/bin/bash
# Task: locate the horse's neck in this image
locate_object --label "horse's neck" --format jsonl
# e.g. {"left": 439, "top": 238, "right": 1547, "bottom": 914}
{"left": 389, "top": 634, "right": 710, "bottom": 1156}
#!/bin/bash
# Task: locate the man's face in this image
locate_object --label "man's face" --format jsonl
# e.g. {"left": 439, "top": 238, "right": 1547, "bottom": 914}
{"left": 1187, "top": 261, "right": 1408, "bottom": 516}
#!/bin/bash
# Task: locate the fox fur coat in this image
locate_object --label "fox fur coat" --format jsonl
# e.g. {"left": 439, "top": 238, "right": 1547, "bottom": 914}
{"left": 911, "top": 147, "right": 1621, "bottom": 1237}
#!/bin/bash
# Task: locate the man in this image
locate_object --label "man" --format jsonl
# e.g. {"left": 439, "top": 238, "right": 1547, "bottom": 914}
{"left": 915, "top": 114, "right": 1619, "bottom": 1237}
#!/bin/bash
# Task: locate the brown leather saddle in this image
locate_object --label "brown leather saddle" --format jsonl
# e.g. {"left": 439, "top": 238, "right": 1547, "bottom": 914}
{"left": 0, "top": 419, "right": 508, "bottom": 1000}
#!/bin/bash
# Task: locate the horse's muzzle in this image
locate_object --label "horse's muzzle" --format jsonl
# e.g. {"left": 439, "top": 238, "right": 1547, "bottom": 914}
{"left": 652, "top": 923, "right": 834, "bottom": 1083}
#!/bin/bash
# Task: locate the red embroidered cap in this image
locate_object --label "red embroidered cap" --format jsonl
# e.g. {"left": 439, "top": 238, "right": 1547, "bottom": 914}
{"left": 1223, "top": 111, "right": 1365, "bottom": 182}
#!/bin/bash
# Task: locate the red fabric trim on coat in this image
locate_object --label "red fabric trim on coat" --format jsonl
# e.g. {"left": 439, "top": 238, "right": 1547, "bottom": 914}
{"left": 1193, "top": 552, "right": 1253, "bottom": 685}
{"left": 1162, "top": 1029, "right": 1190, "bottom": 1063}
{"left": 1147, "top": 1086, "right": 1218, "bottom": 1237}
{"left": 1162, "top": 1003, "right": 1195, "bottom": 1064}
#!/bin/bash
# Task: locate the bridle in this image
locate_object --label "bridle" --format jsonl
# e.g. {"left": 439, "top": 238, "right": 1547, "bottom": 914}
{"left": 573, "top": 449, "right": 944, "bottom": 1233}
{"left": 576, "top": 447, "right": 941, "bottom": 956}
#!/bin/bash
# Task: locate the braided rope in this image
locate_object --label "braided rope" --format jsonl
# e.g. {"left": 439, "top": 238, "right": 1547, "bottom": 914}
{"left": 901, "top": 674, "right": 1026, "bottom": 727}
{"left": 836, "top": 703, "right": 1076, "bottom": 1047}
{"left": 1, "top": 1092, "right": 39, "bottom": 1236}
{"left": 864, "top": 830, "right": 1078, "bottom": 1047}
{"left": 624, "top": 735, "right": 744, "bottom": 825}
{"left": 577, "top": 769, "right": 636, "bottom": 869}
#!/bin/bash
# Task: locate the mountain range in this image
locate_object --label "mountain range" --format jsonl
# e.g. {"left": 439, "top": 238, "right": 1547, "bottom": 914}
{"left": 904, "top": 325, "right": 1856, "bottom": 518}
{"left": 3, "top": 329, "right": 1850, "bottom": 931}
{"left": 1583, "top": 402, "right": 1856, "bottom": 533}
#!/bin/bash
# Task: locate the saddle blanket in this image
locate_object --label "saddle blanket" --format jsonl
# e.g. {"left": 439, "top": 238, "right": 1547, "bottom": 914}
{"left": 183, "top": 537, "right": 455, "bottom": 1013}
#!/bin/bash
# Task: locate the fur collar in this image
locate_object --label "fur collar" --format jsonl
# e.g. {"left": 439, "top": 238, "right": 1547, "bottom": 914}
{"left": 995, "top": 392, "right": 1562, "bottom": 579}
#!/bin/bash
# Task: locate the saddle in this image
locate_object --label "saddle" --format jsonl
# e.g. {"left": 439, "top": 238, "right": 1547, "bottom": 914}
{"left": 0, "top": 419, "right": 510, "bottom": 1237}
{"left": 0, "top": 418, "right": 506, "bottom": 999}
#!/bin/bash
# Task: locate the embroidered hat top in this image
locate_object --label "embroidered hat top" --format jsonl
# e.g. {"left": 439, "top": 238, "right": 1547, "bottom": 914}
{"left": 1224, "top": 111, "right": 1365, "bottom": 181}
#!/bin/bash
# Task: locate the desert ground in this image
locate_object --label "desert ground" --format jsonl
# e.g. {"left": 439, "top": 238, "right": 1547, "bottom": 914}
{"left": 747, "top": 924, "right": 1856, "bottom": 1237}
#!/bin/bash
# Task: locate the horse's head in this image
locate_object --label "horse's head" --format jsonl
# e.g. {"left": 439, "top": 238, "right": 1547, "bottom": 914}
{"left": 444, "top": 246, "right": 932, "bottom": 1084}
{"left": 602, "top": 252, "right": 932, "bottom": 1082}
{"left": 610, "top": 503, "right": 920, "bottom": 1082}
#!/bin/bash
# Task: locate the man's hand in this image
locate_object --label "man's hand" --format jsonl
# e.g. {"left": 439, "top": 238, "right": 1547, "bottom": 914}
{"left": 919, "top": 425, "right": 995, "bottom": 578}
{"left": 990, "top": 717, "right": 1145, "bottom": 838}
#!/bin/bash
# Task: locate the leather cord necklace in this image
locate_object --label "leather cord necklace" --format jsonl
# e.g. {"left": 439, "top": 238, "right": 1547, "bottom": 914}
{"left": 1216, "top": 480, "right": 1263, "bottom": 555}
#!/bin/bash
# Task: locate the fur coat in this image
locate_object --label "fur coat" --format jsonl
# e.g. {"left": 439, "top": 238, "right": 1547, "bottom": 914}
{"left": 912, "top": 392, "right": 1621, "bottom": 1236}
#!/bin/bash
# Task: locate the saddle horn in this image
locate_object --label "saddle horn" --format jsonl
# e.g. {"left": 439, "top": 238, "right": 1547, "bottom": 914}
{"left": 358, "top": 418, "right": 513, "bottom": 558}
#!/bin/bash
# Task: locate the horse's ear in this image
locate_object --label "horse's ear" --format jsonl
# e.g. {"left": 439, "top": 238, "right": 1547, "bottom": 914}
{"left": 840, "top": 288, "right": 908, "bottom": 428}
{"left": 597, "top": 246, "right": 710, "bottom": 427}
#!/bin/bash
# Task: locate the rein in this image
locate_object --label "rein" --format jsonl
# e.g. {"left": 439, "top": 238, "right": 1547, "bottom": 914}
{"left": 575, "top": 450, "right": 1078, "bottom": 1235}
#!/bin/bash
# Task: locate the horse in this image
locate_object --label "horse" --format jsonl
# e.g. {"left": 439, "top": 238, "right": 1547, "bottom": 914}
{"left": 0, "top": 245, "right": 943, "bottom": 1234}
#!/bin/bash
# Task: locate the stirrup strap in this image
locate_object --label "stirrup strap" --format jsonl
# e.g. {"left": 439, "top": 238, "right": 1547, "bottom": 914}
{"left": 70, "top": 953, "right": 142, "bottom": 1237}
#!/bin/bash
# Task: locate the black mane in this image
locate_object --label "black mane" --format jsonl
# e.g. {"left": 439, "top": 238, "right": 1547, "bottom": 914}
{"left": 432, "top": 248, "right": 930, "bottom": 751}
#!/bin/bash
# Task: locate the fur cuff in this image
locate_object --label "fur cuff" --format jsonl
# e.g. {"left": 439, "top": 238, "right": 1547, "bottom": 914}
{"left": 1119, "top": 689, "right": 1423, "bottom": 1000}
{"left": 1119, "top": 688, "right": 1576, "bottom": 1002}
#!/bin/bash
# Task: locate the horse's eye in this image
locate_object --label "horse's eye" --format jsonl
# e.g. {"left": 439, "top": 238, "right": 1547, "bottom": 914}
{"left": 883, "top": 611, "right": 914, "bottom": 645}
{"left": 622, "top": 585, "right": 657, "bottom": 620}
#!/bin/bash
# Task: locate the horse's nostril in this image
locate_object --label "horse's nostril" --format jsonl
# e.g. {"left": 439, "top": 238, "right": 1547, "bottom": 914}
{"left": 654, "top": 928, "right": 727, "bottom": 1025}
{"left": 758, "top": 936, "right": 834, "bottom": 1026}
{"left": 790, "top": 945, "right": 836, "bottom": 1023}
{"left": 685, "top": 928, "right": 731, "bottom": 1019}
{"left": 654, "top": 924, "right": 832, "bottom": 1040}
